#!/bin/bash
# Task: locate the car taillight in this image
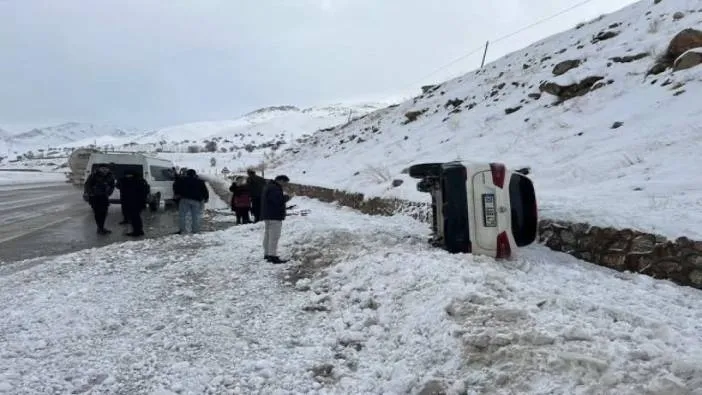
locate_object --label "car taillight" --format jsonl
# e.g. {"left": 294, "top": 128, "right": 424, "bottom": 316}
{"left": 489, "top": 162, "right": 506, "bottom": 188}
{"left": 496, "top": 231, "right": 511, "bottom": 259}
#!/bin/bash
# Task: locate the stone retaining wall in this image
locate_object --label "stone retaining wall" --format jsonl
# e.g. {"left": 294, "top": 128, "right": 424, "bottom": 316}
{"left": 285, "top": 182, "right": 702, "bottom": 290}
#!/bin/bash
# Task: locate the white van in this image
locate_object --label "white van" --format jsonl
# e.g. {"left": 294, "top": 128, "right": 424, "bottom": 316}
{"left": 84, "top": 153, "right": 177, "bottom": 211}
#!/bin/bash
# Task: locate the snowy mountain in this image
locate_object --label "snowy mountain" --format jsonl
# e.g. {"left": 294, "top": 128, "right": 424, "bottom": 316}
{"left": 51, "top": 103, "right": 386, "bottom": 154}
{"left": 273, "top": 0, "right": 702, "bottom": 239}
{"left": 131, "top": 103, "right": 386, "bottom": 148}
{"left": 7, "top": 122, "right": 139, "bottom": 152}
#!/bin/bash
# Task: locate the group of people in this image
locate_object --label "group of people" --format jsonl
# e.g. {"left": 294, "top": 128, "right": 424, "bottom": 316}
{"left": 229, "top": 169, "right": 291, "bottom": 263}
{"left": 83, "top": 164, "right": 208, "bottom": 236}
{"left": 83, "top": 164, "right": 293, "bottom": 264}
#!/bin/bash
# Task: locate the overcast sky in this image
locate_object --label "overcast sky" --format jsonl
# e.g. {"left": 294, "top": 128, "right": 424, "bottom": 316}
{"left": 1, "top": 0, "right": 637, "bottom": 131}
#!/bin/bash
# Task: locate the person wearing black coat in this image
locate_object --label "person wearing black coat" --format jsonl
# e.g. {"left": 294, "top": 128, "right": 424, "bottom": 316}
{"left": 173, "top": 169, "right": 209, "bottom": 234}
{"left": 117, "top": 170, "right": 151, "bottom": 237}
{"left": 260, "top": 175, "right": 291, "bottom": 264}
{"left": 246, "top": 169, "right": 266, "bottom": 223}
{"left": 83, "top": 164, "right": 116, "bottom": 235}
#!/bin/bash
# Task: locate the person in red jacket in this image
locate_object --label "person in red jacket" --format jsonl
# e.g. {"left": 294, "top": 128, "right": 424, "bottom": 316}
{"left": 229, "top": 176, "right": 252, "bottom": 224}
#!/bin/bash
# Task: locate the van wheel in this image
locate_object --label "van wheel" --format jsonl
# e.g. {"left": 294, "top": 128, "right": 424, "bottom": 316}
{"left": 408, "top": 162, "right": 444, "bottom": 179}
{"left": 149, "top": 193, "right": 161, "bottom": 212}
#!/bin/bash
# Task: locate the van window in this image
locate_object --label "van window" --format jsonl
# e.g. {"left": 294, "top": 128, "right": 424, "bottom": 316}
{"left": 92, "top": 164, "right": 143, "bottom": 179}
{"left": 509, "top": 174, "right": 538, "bottom": 246}
{"left": 150, "top": 166, "right": 176, "bottom": 181}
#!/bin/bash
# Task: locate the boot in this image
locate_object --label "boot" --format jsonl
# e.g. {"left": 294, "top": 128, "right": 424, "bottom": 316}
{"left": 268, "top": 256, "right": 288, "bottom": 264}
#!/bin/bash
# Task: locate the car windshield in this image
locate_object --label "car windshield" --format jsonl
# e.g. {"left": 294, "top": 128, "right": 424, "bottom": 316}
{"left": 92, "top": 164, "right": 143, "bottom": 179}
{"left": 509, "top": 173, "right": 538, "bottom": 246}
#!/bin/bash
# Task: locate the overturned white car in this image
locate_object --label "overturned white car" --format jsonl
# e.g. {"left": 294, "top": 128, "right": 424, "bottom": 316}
{"left": 409, "top": 161, "right": 537, "bottom": 259}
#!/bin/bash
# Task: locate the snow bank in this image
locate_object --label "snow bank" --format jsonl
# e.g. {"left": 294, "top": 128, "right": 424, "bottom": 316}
{"left": 1, "top": 198, "right": 701, "bottom": 394}
{"left": 0, "top": 170, "right": 66, "bottom": 186}
{"left": 199, "top": 174, "right": 230, "bottom": 211}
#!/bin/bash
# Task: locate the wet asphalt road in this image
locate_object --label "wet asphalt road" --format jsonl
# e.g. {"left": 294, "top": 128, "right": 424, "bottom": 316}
{"left": 0, "top": 182, "right": 235, "bottom": 263}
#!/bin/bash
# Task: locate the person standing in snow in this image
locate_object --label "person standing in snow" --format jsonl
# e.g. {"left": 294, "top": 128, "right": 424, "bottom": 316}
{"left": 229, "top": 176, "right": 252, "bottom": 224}
{"left": 115, "top": 176, "right": 130, "bottom": 225}
{"left": 173, "top": 169, "right": 209, "bottom": 234}
{"left": 83, "top": 163, "right": 116, "bottom": 235}
{"left": 116, "top": 169, "right": 150, "bottom": 237}
{"left": 246, "top": 169, "right": 266, "bottom": 223}
{"left": 260, "top": 175, "right": 291, "bottom": 264}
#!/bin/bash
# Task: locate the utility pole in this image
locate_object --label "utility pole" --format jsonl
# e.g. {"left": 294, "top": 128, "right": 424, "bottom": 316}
{"left": 480, "top": 41, "right": 490, "bottom": 68}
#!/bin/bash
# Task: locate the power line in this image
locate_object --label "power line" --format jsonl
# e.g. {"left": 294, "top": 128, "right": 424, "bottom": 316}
{"left": 492, "top": 0, "right": 597, "bottom": 44}
{"left": 403, "top": 0, "right": 598, "bottom": 90}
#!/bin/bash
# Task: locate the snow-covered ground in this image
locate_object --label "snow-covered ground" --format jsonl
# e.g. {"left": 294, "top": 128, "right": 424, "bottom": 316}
{"left": 270, "top": 0, "right": 702, "bottom": 240}
{"left": 0, "top": 170, "right": 66, "bottom": 186}
{"left": 1, "top": 197, "right": 701, "bottom": 394}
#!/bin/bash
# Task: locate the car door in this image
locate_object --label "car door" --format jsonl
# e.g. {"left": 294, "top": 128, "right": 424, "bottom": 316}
{"left": 471, "top": 169, "right": 500, "bottom": 252}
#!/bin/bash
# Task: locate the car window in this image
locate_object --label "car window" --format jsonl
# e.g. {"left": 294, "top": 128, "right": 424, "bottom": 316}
{"left": 92, "top": 164, "right": 143, "bottom": 179}
{"left": 509, "top": 174, "right": 537, "bottom": 246}
{"left": 150, "top": 166, "right": 176, "bottom": 181}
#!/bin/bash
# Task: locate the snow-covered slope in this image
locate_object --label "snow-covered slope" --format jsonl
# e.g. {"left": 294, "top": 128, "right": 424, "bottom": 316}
{"left": 51, "top": 103, "right": 385, "bottom": 152}
{"left": 8, "top": 122, "right": 138, "bottom": 152}
{"left": 6, "top": 103, "right": 388, "bottom": 176}
{"left": 2, "top": 198, "right": 702, "bottom": 394}
{"left": 55, "top": 103, "right": 389, "bottom": 177}
{"left": 0, "top": 129, "right": 11, "bottom": 157}
{"left": 121, "top": 103, "right": 385, "bottom": 149}
{"left": 273, "top": 0, "right": 702, "bottom": 239}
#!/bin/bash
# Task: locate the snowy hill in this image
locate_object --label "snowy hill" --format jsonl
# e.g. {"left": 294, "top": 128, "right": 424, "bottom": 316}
{"left": 126, "top": 103, "right": 385, "bottom": 149}
{"left": 0, "top": 128, "right": 11, "bottom": 157}
{"left": 273, "top": 0, "right": 702, "bottom": 239}
{"left": 7, "top": 122, "right": 138, "bottom": 152}
{"left": 42, "top": 102, "right": 387, "bottom": 176}
{"left": 51, "top": 103, "right": 385, "bottom": 154}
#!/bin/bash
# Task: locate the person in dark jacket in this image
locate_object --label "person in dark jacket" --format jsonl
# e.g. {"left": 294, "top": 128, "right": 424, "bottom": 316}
{"left": 229, "top": 177, "right": 252, "bottom": 225}
{"left": 115, "top": 177, "right": 131, "bottom": 225}
{"left": 260, "top": 175, "right": 291, "bottom": 264}
{"left": 117, "top": 170, "right": 150, "bottom": 237}
{"left": 246, "top": 169, "right": 266, "bottom": 223}
{"left": 173, "top": 169, "right": 209, "bottom": 234}
{"left": 83, "top": 163, "right": 116, "bottom": 235}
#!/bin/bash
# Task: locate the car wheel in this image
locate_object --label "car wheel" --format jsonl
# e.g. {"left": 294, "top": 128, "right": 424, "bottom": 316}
{"left": 416, "top": 178, "right": 436, "bottom": 193}
{"left": 408, "top": 162, "right": 444, "bottom": 179}
{"left": 149, "top": 193, "right": 161, "bottom": 212}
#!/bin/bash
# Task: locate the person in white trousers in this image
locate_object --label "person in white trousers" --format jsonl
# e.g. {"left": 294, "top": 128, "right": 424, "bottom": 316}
{"left": 260, "top": 175, "right": 291, "bottom": 264}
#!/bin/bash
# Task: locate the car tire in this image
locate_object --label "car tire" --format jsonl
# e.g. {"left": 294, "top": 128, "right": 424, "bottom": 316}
{"left": 149, "top": 193, "right": 161, "bottom": 212}
{"left": 416, "top": 178, "right": 436, "bottom": 193}
{"left": 408, "top": 162, "right": 444, "bottom": 179}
